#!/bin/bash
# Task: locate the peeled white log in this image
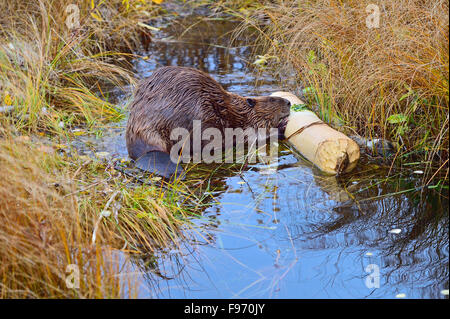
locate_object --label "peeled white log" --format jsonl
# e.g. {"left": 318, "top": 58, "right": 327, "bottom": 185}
{"left": 271, "top": 91, "right": 360, "bottom": 175}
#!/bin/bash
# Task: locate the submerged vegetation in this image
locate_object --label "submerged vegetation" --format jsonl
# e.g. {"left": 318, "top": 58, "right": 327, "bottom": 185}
{"left": 0, "top": 0, "right": 448, "bottom": 298}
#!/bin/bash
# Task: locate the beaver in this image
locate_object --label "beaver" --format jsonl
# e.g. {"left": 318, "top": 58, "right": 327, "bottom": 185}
{"left": 126, "top": 66, "right": 291, "bottom": 178}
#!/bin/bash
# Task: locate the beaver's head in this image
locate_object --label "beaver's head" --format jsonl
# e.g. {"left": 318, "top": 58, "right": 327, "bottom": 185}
{"left": 226, "top": 95, "right": 291, "bottom": 138}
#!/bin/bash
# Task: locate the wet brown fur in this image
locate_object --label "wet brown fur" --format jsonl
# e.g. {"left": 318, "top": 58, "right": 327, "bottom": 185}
{"left": 126, "top": 66, "right": 290, "bottom": 160}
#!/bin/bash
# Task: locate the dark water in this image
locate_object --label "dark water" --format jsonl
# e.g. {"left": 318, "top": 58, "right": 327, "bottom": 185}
{"left": 75, "top": 15, "right": 449, "bottom": 299}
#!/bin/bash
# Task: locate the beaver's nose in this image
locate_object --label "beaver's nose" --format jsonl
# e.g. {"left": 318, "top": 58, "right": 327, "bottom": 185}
{"left": 280, "top": 98, "right": 290, "bottom": 108}
{"left": 281, "top": 98, "right": 291, "bottom": 114}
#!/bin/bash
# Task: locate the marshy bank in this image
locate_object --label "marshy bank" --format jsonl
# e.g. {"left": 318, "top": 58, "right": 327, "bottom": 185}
{"left": 0, "top": 0, "right": 448, "bottom": 298}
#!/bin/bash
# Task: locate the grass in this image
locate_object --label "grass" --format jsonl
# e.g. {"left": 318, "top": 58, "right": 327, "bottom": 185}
{"left": 0, "top": 0, "right": 448, "bottom": 298}
{"left": 0, "top": 0, "right": 205, "bottom": 299}
{"left": 0, "top": 0, "right": 168, "bottom": 133}
{"left": 0, "top": 135, "right": 128, "bottom": 298}
{"left": 0, "top": 127, "right": 203, "bottom": 298}
{"left": 212, "top": 0, "right": 449, "bottom": 185}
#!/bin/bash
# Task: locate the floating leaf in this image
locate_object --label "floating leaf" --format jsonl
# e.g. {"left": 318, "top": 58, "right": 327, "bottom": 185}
{"left": 253, "top": 54, "right": 279, "bottom": 67}
{"left": 253, "top": 55, "right": 268, "bottom": 66}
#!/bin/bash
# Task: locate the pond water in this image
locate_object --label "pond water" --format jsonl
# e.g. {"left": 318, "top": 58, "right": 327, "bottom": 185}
{"left": 74, "top": 15, "right": 449, "bottom": 299}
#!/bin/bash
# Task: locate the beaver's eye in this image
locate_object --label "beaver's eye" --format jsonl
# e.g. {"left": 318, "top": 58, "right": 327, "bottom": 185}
{"left": 246, "top": 98, "right": 256, "bottom": 108}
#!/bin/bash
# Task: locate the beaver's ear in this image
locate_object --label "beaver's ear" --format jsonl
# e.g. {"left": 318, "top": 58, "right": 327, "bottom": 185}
{"left": 246, "top": 98, "right": 256, "bottom": 108}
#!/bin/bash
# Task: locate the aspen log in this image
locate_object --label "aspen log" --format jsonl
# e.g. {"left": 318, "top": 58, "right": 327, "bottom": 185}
{"left": 271, "top": 91, "right": 360, "bottom": 175}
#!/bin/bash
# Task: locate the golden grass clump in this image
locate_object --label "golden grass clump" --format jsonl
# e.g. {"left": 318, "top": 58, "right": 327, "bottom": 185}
{"left": 232, "top": 0, "right": 449, "bottom": 183}
{"left": 0, "top": 138, "right": 126, "bottom": 298}
{"left": 0, "top": 133, "right": 192, "bottom": 298}
{"left": 0, "top": 0, "right": 164, "bottom": 132}
{"left": 0, "top": 1, "right": 204, "bottom": 298}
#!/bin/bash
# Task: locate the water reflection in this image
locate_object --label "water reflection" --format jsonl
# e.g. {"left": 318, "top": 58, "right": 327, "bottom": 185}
{"left": 134, "top": 16, "right": 291, "bottom": 96}
{"left": 136, "top": 154, "right": 448, "bottom": 299}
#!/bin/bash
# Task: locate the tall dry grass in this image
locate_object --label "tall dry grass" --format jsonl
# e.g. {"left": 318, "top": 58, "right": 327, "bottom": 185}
{"left": 228, "top": 0, "right": 448, "bottom": 183}
{"left": 0, "top": 0, "right": 164, "bottom": 132}
{"left": 0, "top": 1, "right": 207, "bottom": 298}
{"left": 0, "top": 137, "right": 126, "bottom": 297}
{"left": 0, "top": 131, "right": 194, "bottom": 298}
